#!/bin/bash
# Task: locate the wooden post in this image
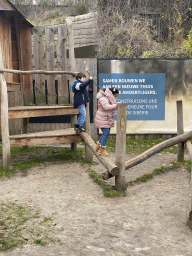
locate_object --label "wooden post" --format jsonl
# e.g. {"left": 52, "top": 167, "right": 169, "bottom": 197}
{"left": 22, "top": 118, "right": 29, "bottom": 134}
{"left": 0, "top": 43, "right": 11, "bottom": 169}
{"left": 66, "top": 17, "right": 76, "bottom": 105}
{"left": 186, "top": 141, "right": 192, "bottom": 219}
{"left": 33, "top": 27, "right": 45, "bottom": 105}
{"left": 22, "top": 118, "right": 29, "bottom": 149}
{"left": 57, "top": 25, "right": 68, "bottom": 104}
{"left": 33, "top": 28, "right": 41, "bottom": 101}
{"left": 71, "top": 114, "right": 77, "bottom": 151}
{"left": 115, "top": 103, "right": 127, "bottom": 192}
{"left": 45, "top": 26, "right": 55, "bottom": 104}
{"left": 177, "top": 100, "right": 184, "bottom": 161}
{"left": 19, "top": 24, "right": 33, "bottom": 106}
{"left": 84, "top": 103, "right": 93, "bottom": 163}
{"left": 40, "top": 27, "right": 45, "bottom": 104}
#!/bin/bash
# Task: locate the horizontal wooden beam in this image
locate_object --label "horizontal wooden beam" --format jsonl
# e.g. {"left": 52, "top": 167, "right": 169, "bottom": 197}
{"left": 8, "top": 105, "right": 79, "bottom": 119}
{"left": 10, "top": 128, "right": 83, "bottom": 146}
{"left": 10, "top": 135, "right": 82, "bottom": 146}
{"left": 0, "top": 68, "right": 78, "bottom": 76}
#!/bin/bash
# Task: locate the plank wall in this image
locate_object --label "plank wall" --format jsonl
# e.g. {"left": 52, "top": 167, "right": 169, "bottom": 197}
{"left": 0, "top": 15, "right": 13, "bottom": 83}
{"left": 69, "top": 12, "right": 97, "bottom": 48}
{"left": 29, "top": 58, "right": 97, "bottom": 134}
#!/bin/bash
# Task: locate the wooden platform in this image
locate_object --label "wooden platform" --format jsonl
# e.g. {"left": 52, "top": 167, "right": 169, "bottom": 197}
{"left": 8, "top": 105, "right": 79, "bottom": 119}
{"left": 7, "top": 105, "right": 81, "bottom": 146}
{"left": 10, "top": 128, "right": 83, "bottom": 146}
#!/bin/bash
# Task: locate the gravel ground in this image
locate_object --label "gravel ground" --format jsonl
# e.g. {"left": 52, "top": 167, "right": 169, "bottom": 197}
{"left": 0, "top": 151, "right": 192, "bottom": 256}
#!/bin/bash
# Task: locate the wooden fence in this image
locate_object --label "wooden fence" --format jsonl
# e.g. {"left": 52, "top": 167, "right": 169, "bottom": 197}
{"left": 30, "top": 23, "right": 97, "bottom": 135}
{"left": 32, "top": 25, "right": 68, "bottom": 106}
{"left": 28, "top": 57, "right": 97, "bottom": 136}
{"left": 31, "top": 12, "right": 97, "bottom": 106}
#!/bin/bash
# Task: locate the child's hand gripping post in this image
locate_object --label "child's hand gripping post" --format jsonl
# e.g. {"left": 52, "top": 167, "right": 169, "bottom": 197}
{"left": 84, "top": 67, "right": 100, "bottom": 89}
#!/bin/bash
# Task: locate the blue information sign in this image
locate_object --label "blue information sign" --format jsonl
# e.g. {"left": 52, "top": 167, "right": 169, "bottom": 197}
{"left": 99, "top": 73, "right": 166, "bottom": 121}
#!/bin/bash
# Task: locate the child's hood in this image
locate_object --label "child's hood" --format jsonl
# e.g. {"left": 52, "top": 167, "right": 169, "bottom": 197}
{"left": 96, "top": 89, "right": 105, "bottom": 99}
{"left": 96, "top": 88, "right": 116, "bottom": 104}
{"left": 72, "top": 80, "right": 81, "bottom": 92}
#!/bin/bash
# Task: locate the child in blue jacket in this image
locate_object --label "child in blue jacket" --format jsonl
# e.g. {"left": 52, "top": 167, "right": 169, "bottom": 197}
{"left": 72, "top": 72, "right": 93, "bottom": 132}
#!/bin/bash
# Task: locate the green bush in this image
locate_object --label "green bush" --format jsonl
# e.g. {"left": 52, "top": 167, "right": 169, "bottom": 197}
{"left": 141, "top": 51, "right": 155, "bottom": 58}
{"left": 177, "top": 28, "right": 192, "bottom": 57}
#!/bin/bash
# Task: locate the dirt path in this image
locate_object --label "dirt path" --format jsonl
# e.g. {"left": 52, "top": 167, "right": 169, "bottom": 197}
{"left": 0, "top": 152, "right": 192, "bottom": 256}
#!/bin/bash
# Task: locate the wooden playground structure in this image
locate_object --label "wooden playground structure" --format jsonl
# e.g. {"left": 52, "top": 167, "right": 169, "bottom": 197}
{"left": 1, "top": 0, "right": 191, "bottom": 226}
{"left": 1, "top": 66, "right": 192, "bottom": 219}
{"left": 1, "top": 43, "right": 192, "bottom": 218}
{"left": 0, "top": 37, "right": 119, "bottom": 180}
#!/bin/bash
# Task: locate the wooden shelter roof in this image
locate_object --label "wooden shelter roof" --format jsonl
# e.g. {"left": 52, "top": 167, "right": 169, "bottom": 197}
{"left": 0, "top": 0, "right": 33, "bottom": 27}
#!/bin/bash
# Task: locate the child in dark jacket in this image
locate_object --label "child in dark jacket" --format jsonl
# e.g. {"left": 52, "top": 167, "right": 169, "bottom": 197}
{"left": 72, "top": 72, "right": 93, "bottom": 132}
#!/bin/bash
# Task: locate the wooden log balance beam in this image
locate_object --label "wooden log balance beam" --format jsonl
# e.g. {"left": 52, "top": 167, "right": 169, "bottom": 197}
{"left": 102, "top": 130, "right": 192, "bottom": 180}
{"left": 76, "top": 130, "right": 119, "bottom": 176}
{"left": 125, "top": 130, "right": 192, "bottom": 170}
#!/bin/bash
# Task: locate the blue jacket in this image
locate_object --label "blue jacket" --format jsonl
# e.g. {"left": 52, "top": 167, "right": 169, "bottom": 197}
{"left": 72, "top": 78, "right": 92, "bottom": 108}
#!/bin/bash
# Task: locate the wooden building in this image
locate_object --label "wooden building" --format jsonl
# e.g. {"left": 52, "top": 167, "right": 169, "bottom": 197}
{"left": 0, "top": 0, "right": 33, "bottom": 101}
{"left": 0, "top": 0, "right": 34, "bottom": 135}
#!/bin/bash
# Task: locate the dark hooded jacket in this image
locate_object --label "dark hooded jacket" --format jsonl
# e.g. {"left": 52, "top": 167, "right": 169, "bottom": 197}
{"left": 72, "top": 78, "right": 92, "bottom": 108}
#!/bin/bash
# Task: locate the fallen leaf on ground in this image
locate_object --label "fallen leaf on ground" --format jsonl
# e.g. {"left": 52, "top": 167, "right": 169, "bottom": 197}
{"left": 123, "top": 222, "right": 132, "bottom": 227}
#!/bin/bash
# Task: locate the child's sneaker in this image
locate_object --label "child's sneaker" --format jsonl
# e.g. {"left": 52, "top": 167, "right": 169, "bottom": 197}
{"left": 98, "top": 146, "right": 109, "bottom": 157}
{"left": 74, "top": 123, "right": 79, "bottom": 129}
{"left": 95, "top": 143, "right": 100, "bottom": 151}
{"left": 78, "top": 126, "right": 87, "bottom": 132}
